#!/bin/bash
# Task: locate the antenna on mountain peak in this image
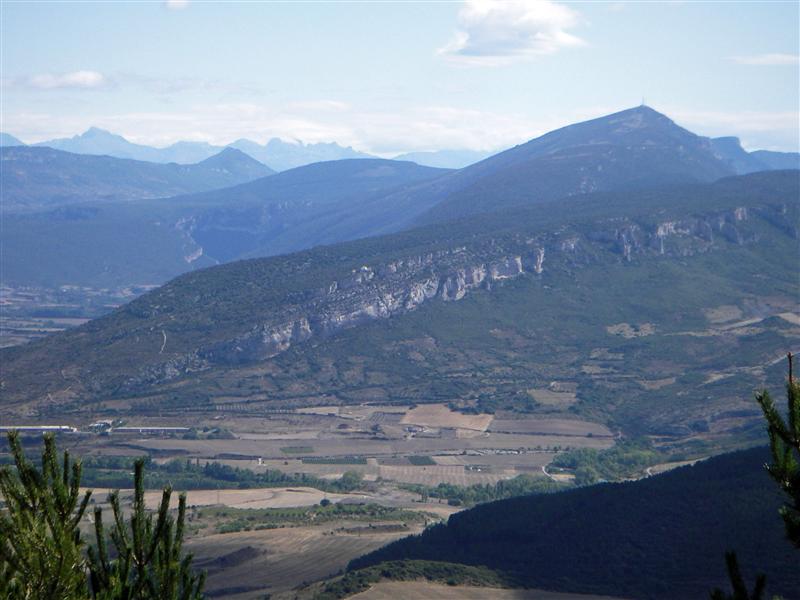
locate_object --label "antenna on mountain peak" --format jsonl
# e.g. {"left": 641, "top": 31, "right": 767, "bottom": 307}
{"left": 641, "top": 97, "right": 646, "bottom": 107}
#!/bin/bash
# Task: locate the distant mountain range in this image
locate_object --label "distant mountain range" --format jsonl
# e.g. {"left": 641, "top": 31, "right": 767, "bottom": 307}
{"left": 0, "top": 127, "right": 374, "bottom": 171}
{"left": 1, "top": 128, "right": 500, "bottom": 171}
{"left": 3, "top": 106, "right": 798, "bottom": 290}
{"left": 3, "top": 108, "right": 795, "bottom": 176}
{"left": 0, "top": 146, "right": 274, "bottom": 210}
{"left": 392, "top": 149, "right": 491, "bottom": 169}
{"left": 0, "top": 132, "right": 24, "bottom": 147}
{"left": 1, "top": 128, "right": 489, "bottom": 171}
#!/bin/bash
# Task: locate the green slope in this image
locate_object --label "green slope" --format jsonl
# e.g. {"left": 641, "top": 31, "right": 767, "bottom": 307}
{"left": 1, "top": 172, "right": 797, "bottom": 455}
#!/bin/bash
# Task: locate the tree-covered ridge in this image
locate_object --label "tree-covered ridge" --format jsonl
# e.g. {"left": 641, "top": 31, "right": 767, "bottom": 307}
{"left": 350, "top": 447, "right": 799, "bottom": 600}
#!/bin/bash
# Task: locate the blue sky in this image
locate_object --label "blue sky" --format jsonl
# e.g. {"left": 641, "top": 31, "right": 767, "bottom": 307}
{"left": 1, "top": 1, "right": 798, "bottom": 154}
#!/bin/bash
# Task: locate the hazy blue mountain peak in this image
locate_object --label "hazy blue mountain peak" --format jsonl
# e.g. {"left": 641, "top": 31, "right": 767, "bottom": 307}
{"left": 0, "top": 132, "right": 25, "bottom": 147}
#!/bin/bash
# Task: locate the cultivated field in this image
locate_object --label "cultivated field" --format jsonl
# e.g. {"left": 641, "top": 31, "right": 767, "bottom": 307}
{"left": 143, "top": 487, "right": 363, "bottom": 510}
{"left": 188, "top": 524, "right": 425, "bottom": 599}
{"left": 400, "top": 403, "right": 494, "bottom": 431}
{"left": 488, "top": 418, "right": 613, "bottom": 437}
{"left": 350, "top": 581, "right": 628, "bottom": 600}
{"left": 14, "top": 399, "right": 617, "bottom": 598}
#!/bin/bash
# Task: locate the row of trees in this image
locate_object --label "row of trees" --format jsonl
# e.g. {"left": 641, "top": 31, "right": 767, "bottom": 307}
{"left": 0, "top": 431, "right": 204, "bottom": 599}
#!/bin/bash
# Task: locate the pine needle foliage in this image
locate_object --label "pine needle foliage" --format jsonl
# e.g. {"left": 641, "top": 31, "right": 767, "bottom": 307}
{"left": 711, "top": 353, "right": 799, "bottom": 600}
{"left": 756, "top": 353, "right": 800, "bottom": 548}
{"left": 709, "top": 552, "right": 766, "bottom": 600}
{"left": 0, "top": 431, "right": 92, "bottom": 599}
{"left": 0, "top": 433, "right": 205, "bottom": 599}
{"left": 87, "top": 459, "right": 205, "bottom": 599}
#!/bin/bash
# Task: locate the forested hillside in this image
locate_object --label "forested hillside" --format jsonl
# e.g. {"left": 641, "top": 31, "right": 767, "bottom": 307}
{"left": 351, "top": 447, "right": 800, "bottom": 599}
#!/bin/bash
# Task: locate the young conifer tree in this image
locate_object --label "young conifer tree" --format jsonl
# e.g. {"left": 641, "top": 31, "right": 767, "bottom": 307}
{"left": 0, "top": 432, "right": 205, "bottom": 599}
{"left": 87, "top": 458, "right": 205, "bottom": 600}
{"left": 710, "top": 353, "right": 799, "bottom": 599}
{"left": 755, "top": 352, "right": 800, "bottom": 547}
{"left": 0, "top": 431, "right": 92, "bottom": 599}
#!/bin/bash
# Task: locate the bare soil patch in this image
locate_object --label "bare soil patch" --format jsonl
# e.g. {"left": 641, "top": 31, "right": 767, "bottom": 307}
{"left": 187, "top": 524, "right": 420, "bottom": 599}
{"left": 401, "top": 404, "right": 493, "bottom": 431}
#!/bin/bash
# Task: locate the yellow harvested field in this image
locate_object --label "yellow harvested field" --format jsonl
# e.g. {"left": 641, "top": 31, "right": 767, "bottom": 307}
{"left": 143, "top": 487, "right": 366, "bottom": 510}
{"left": 351, "top": 581, "right": 627, "bottom": 599}
{"left": 378, "top": 464, "right": 512, "bottom": 486}
{"left": 777, "top": 312, "right": 800, "bottom": 326}
{"left": 527, "top": 388, "right": 577, "bottom": 407}
{"left": 489, "top": 418, "right": 613, "bottom": 438}
{"left": 401, "top": 403, "right": 493, "bottom": 431}
{"left": 187, "top": 525, "right": 420, "bottom": 599}
{"left": 295, "top": 405, "right": 342, "bottom": 415}
{"left": 433, "top": 453, "right": 553, "bottom": 470}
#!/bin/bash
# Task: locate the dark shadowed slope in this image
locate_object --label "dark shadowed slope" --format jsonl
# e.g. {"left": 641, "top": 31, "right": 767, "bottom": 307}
{"left": 351, "top": 447, "right": 799, "bottom": 600}
{"left": 0, "top": 146, "right": 274, "bottom": 210}
{"left": 165, "top": 158, "right": 452, "bottom": 262}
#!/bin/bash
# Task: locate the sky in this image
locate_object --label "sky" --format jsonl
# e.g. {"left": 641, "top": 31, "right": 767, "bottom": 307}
{"left": 1, "top": 0, "right": 798, "bottom": 155}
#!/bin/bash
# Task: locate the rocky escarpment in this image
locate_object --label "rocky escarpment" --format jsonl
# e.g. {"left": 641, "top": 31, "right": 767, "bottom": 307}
{"left": 120, "top": 202, "right": 792, "bottom": 391}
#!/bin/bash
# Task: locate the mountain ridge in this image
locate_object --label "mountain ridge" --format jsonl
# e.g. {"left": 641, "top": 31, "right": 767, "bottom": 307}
{"left": 2, "top": 171, "right": 797, "bottom": 448}
{"left": 0, "top": 145, "right": 275, "bottom": 210}
{"left": 414, "top": 106, "right": 739, "bottom": 224}
{"left": 17, "top": 127, "right": 376, "bottom": 171}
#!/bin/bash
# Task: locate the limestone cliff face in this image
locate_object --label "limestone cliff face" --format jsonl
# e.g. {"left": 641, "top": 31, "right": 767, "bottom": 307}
{"left": 120, "top": 202, "right": 792, "bottom": 388}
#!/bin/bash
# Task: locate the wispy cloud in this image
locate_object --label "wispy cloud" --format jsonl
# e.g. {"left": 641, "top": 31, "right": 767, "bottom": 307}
{"left": 666, "top": 106, "right": 799, "bottom": 151}
{"left": 164, "top": 0, "right": 189, "bottom": 10}
{"left": 439, "top": 0, "right": 585, "bottom": 67}
{"left": 7, "top": 70, "right": 110, "bottom": 90}
{"left": 729, "top": 53, "right": 799, "bottom": 66}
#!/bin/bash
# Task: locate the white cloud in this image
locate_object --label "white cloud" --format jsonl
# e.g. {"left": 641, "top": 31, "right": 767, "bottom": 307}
{"left": 439, "top": 0, "right": 585, "bottom": 66}
{"left": 729, "top": 53, "right": 800, "bottom": 66}
{"left": 164, "top": 0, "right": 189, "bottom": 9}
{"left": 288, "top": 100, "right": 351, "bottom": 112}
{"left": 664, "top": 107, "right": 799, "bottom": 151}
{"left": 23, "top": 71, "right": 107, "bottom": 90}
